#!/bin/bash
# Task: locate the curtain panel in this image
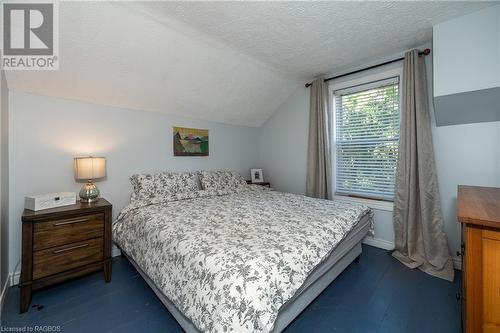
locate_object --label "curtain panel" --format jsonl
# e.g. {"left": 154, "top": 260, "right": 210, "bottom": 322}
{"left": 306, "top": 78, "right": 332, "bottom": 199}
{"left": 392, "top": 49, "right": 454, "bottom": 281}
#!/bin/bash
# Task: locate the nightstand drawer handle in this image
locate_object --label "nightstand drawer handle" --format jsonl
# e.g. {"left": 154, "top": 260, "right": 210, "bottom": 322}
{"left": 53, "top": 218, "right": 89, "bottom": 227}
{"left": 52, "top": 243, "right": 89, "bottom": 254}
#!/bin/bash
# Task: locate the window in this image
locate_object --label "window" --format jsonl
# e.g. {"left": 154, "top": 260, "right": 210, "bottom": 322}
{"left": 333, "top": 76, "right": 400, "bottom": 201}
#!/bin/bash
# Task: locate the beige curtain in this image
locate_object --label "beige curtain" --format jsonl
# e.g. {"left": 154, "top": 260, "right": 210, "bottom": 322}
{"left": 392, "top": 50, "right": 454, "bottom": 281}
{"left": 306, "top": 78, "right": 332, "bottom": 199}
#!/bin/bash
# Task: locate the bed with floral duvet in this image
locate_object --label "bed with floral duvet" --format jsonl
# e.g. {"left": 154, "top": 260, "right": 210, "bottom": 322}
{"left": 113, "top": 171, "right": 373, "bottom": 333}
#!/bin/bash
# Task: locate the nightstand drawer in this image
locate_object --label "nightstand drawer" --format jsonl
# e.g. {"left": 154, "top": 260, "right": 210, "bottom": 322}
{"left": 33, "top": 213, "right": 104, "bottom": 250}
{"left": 33, "top": 238, "right": 104, "bottom": 279}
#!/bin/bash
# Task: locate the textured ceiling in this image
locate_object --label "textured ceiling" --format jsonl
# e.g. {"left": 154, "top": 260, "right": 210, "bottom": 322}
{"left": 146, "top": 1, "right": 495, "bottom": 79}
{"left": 5, "top": 1, "right": 494, "bottom": 127}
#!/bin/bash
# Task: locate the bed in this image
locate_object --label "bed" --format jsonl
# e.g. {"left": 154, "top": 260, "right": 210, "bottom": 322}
{"left": 113, "top": 171, "right": 373, "bottom": 333}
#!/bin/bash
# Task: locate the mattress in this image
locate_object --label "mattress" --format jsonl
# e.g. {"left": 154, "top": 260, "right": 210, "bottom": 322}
{"left": 121, "top": 212, "right": 371, "bottom": 333}
{"left": 113, "top": 186, "right": 373, "bottom": 333}
{"left": 280, "top": 212, "right": 371, "bottom": 308}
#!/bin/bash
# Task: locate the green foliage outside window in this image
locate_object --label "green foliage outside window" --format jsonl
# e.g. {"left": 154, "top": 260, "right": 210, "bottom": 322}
{"left": 335, "top": 83, "right": 400, "bottom": 200}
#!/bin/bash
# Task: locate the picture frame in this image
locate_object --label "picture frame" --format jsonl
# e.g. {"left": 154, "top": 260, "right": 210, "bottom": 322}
{"left": 173, "top": 126, "right": 209, "bottom": 156}
{"left": 250, "top": 169, "right": 264, "bottom": 183}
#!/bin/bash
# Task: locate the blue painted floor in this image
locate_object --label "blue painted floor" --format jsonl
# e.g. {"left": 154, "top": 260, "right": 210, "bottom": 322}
{"left": 1, "top": 245, "right": 461, "bottom": 333}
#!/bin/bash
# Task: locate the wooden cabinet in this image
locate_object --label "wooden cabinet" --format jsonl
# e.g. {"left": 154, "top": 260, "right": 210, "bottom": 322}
{"left": 458, "top": 186, "right": 500, "bottom": 333}
{"left": 20, "top": 199, "right": 112, "bottom": 313}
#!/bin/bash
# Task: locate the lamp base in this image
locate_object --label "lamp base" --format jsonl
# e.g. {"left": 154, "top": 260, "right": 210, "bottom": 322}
{"left": 79, "top": 181, "right": 100, "bottom": 203}
{"left": 80, "top": 197, "right": 100, "bottom": 204}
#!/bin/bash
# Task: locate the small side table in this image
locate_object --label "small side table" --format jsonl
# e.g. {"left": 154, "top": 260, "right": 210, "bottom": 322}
{"left": 20, "top": 198, "right": 112, "bottom": 313}
{"left": 246, "top": 180, "right": 271, "bottom": 188}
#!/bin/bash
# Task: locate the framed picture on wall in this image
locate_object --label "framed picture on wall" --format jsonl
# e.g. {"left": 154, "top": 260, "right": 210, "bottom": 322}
{"left": 173, "top": 127, "right": 209, "bottom": 156}
{"left": 251, "top": 169, "right": 264, "bottom": 183}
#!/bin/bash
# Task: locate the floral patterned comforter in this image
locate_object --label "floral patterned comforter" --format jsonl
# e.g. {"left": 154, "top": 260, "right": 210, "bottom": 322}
{"left": 113, "top": 186, "right": 372, "bottom": 333}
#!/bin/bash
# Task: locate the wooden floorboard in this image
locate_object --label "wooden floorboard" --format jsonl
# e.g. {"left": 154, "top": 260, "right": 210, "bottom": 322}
{"left": 1, "top": 245, "right": 461, "bottom": 333}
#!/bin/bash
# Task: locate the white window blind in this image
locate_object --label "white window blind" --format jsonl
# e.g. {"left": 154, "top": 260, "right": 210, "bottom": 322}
{"left": 334, "top": 77, "right": 400, "bottom": 201}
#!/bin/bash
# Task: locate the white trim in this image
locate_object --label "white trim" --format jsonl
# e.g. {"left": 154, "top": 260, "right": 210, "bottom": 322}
{"left": 363, "top": 236, "right": 394, "bottom": 250}
{"left": 10, "top": 271, "right": 20, "bottom": 286}
{"left": 363, "top": 237, "right": 462, "bottom": 271}
{"left": 334, "top": 195, "right": 393, "bottom": 212}
{"left": 453, "top": 258, "right": 462, "bottom": 271}
{"left": 0, "top": 275, "right": 10, "bottom": 321}
{"left": 112, "top": 245, "right": 122, "bottom": 257}
{"left": 333, "top": 76, "right": 400, "bottom": 95}
{"left": 328, "top": 67, "right": 403, "bottom": 92}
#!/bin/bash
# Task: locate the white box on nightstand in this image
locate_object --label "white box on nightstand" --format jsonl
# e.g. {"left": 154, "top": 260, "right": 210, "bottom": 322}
{"left": 24, "top": 192, "right": 77, "bottom": 211}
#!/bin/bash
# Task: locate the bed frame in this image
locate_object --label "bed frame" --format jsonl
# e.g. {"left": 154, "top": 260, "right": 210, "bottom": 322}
{"left": 119, "top": 214, "right": 371, "bottom": 333}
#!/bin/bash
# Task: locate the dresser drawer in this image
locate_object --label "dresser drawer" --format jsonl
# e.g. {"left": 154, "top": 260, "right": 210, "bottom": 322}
{"left": 33, "top": 238, "right": 103, "bottom": 279}
{"left": 483, "top": 228, "right": 500, "bottom": 241}
{"left": 33, "top": 213, "right": 104, "bottom": 250}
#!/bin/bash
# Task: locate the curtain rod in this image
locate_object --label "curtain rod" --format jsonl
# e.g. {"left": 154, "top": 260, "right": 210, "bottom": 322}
{"left": 305, "top": 48, "right": 431, "bottom": 88}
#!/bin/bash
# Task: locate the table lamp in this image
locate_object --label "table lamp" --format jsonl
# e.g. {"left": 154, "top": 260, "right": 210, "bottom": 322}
{"left": 74, "top": 156, "right": 106, "bottom": 203}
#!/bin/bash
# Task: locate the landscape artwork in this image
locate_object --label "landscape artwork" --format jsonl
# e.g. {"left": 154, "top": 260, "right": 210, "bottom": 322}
{"left": 173, "top": 127, "right": 209, "bottom": 156}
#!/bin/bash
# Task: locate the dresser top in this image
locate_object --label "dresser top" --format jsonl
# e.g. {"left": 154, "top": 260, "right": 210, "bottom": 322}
{"left": 457, "top": 185, "right": 500, "bottom": 228}
{"left": 22, "top": 198, "right": 111, "bottom": 222}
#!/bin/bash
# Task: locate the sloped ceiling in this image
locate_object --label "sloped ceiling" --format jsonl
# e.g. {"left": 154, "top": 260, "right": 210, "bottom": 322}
{"left": 5, "top": 1, "right": 493, "bottom": 127}
{"left": 147, "top": 1, "right": 495, "bottom": 79}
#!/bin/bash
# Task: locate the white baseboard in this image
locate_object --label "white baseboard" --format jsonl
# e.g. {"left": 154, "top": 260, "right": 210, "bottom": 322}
{"left": 112, "top": 244, "right": 122, "bottom": 257}
{"left": 10, "top": 271, "right": 20, "bottom": 286}
{"left": 362, "top": 236, "right": 462, "bottom": 271}
{"left": 452, "top": 257, "right": 462, "bottom": 271}
{"left": 362, "top": 236, "right": 394, "bottom": 250}
{"left": 0, "top": 275, "right": 10, "bottom": 322}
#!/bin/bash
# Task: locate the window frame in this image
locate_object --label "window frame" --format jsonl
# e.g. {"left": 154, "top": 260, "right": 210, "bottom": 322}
{"left": 328, "top": 66, "right": 402, "bottom": 212}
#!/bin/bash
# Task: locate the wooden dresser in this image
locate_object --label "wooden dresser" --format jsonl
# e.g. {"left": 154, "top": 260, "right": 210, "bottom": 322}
{"left": 20, "top": 199, "right": 112, "bottom": 313}
{"left": 457, "top": 186, "right": 500, "bottom": 333}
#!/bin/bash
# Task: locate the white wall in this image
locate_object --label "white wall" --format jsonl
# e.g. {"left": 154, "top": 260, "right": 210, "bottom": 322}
{"left": 432, "top": 5, "right": 500, "bottom": 126}
{"left": 433, "top": 5, "right": 500, "bottom": 97}
{"left": 0, "top": 70, "right": 9, "bottom": 297}
{"left": 259, "top": 87, "right": 309, "bottom": 195}
{"left": 8, "top": 91, "right": 260, "bottom": 274}
{"left": 428, "top": 50, "right": 500, "bottom": 257}
{"left": 259, "top": 48, "right": 500, "bottom": 259}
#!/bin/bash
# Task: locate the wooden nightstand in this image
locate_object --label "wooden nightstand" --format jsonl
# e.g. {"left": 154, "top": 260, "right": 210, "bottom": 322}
{"left": 246, "top": 180, "right": 271, "bottom": 188}
{"left": 20, "top": 198, "right": 112, "bottom": 313}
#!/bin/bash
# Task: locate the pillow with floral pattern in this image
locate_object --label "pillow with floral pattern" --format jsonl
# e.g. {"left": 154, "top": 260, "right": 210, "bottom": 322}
{"left": 130, "top": 172, "right": 199, "bottom": 201}
{"left": 198, "top": 170, "right": 247, "bottom": 191}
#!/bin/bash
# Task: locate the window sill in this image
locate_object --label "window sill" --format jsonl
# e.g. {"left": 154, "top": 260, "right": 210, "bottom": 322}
{"left": 333, "top": 195, "right": 394, "bottom": 212}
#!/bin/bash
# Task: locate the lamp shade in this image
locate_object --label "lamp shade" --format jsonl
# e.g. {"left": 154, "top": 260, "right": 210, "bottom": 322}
{"left": 74, "top": 157, "right": 106, "bottom": 181}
